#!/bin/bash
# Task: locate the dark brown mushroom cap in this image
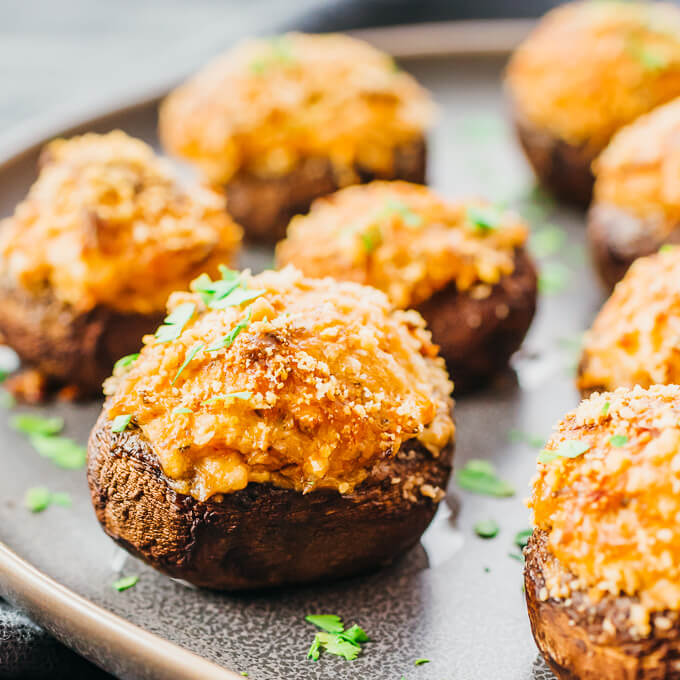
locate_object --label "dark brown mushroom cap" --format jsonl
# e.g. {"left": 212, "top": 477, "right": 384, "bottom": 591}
{"left": 87, "top": 411, "right": 453, "bottom": 590}
{"left": 526, "top": 529, "right": 680, "bottom": 680}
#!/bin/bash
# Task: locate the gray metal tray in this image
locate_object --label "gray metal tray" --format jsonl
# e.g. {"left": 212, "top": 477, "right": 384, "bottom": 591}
{"left": 0, "top": 45, "right": 602, "bottom": 680}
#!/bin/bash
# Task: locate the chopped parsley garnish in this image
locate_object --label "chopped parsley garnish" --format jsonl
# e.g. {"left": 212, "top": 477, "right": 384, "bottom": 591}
{"left": 249, "top": 35, "right": 295, "bottom": 74}
{"left": 306, "top": 615, "right": 369, "bottom": 662}
{"left": 382, "top": 198, "right": 423, "bottom": 228}
{"left": 360, "top": 225, "right": 383, "bottom": 254}
{"left": 538, "top": 262, "right": 570, "bottom": 294}
{"left": 172, "top": 406, "right": 193, "bottom": 416}
{"left": 203, "top": 391, "right": 252, "bottom": 405}
{"left": 210, "top": 287, "right": 265, "bottom": 310}
{"left": 112, "top": 575, "right": 139, "bottom": 592}
{"left": 24, "top": 487, "right": 71, "bottom": 513}
{"left": 474, "top": 519, "right": 499, "bottom": 539}
{"left": 538, "top": 439, "right": 590, "bottom": 463}
{"left": 24, "top": 487, "right": 51, "bottom": 513}
{"left": 601, "top": 401, "right": 611, "bottom": 416}
{"left": 206, "top": 309, "right": 252, "bottom": 352}
{"left": 305, "top": 615, "right": 344, "bottom": 633}
{"left": 155, "top": 302, "right": 196, "bottom": 343}
{"left": 113, "top": 353, "right": 139, "bottom": 372}
{"left": 29, "top": 434, "right": 87, "bottom": 469}
{"left": 456, "top": 459, "right": 515, "bottom": 497}
{"left": 508, "top": 551, "right": 524, "bottom": 563}
{"left": 609, "top": 434, "right": 628, "bottom": 447}
{"left": 628, "top": 38, "right": 668, "bottom": 71}
{"left": 466, "top": 205, "right": 503, "bottom": 233}
{"left": 660, "top": 244, "right": 676, "bottom": 254}
{"left": 111, "top": 414, "right": 132, "bottom": 433}
{"left": 172, "top": 342, "right": 205, "bottom": 385}
{"left": 529, "top": 224, "right": 566, "bottom": 258}
{"left": 514, "top": 528, "right": 532, "bottom": 550}
{"left": 508, "top": 429, "right": 544, "bottom": 449}
{"left": 10, "top": 413, "right": 64, "bottom": 436}
{"left": 414, "top": 658, "right": 430, "bottom": 666}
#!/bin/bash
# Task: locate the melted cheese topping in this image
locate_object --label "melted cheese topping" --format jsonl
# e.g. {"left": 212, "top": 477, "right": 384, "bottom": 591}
{"left": 159, "top": 33, "right": 435, "bottom": 184}
{"left": 276, "top": 182, "right": 528, "bottom": 309}
{"left": 530, "top": 385, "right": 680, "bottom": 634}
{"left": 506, "top": 1, "right": 680, "bottom": 150}
{"left": 593, "top": 96, "right": 680, "bottom": 232}
{"left": 0, "top": 131, "right": 242, "bottom": 314}
{"left": 578, "top": 249, "right": 680, "bottom": 393}
{"left": 106, "top": 266, "right": 454, "bottom": 501}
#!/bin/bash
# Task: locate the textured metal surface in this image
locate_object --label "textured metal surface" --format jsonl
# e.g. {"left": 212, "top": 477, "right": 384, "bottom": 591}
{"left": 0, "top": 55, "right": 602, "bottom": 679}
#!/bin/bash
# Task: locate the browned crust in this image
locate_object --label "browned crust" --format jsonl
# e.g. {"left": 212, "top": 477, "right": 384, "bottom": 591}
{"left": 525, "top": 529, "right": 680, "bottom": 679}
{"left": 87, "top": 409, "right": 454, "bottom": 590}
{"left": 416, "top": 249, "right": 537, "bottom": 393}
{"left": 225, "top": 138, "right": 427, "bottom": 243}
{"left": 587, "top": 202, "right": 680, "bottom": 290}
{"left": 0, "top": 280, "right": 162, "bottom": 397}
{"left": 511, "top": 103, "right": 597, "bottom": 208}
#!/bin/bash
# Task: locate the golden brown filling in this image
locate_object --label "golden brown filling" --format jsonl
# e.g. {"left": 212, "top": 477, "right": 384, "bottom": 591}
{"left": 106, "top": 266, "right": 454, "bottom": 501}
{"left": 531, "top": 385, "right": 680, "bottom": 634}
{"left": 0, "top": 131, "right": 242, "bottom": 315}
{"left": 276, "top": 181, "right": 528, "bottom": 309}
{"left": 506, "top": 1, "right": 680, "bottom": 150}
{"left": 159, "top": 33, "right": 435, "bottom": 185}
{"left": 578, "top": 249, "right": 680, "bottom": 393}
{"left": 593, "top": 96, "right": 680, "bottom": 231}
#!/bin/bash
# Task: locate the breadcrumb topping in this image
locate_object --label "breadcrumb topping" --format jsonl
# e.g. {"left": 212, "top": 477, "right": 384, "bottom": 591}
{"left": 593, "top": 96, "right": 680, "bottom": 231}
{"left": 276, "top": 181, "right": 528, "bottom": 309}
{"left": 159, "top": 33, "right": 435, "bottom": 184}
{"left": 578, "top": 249, "right": 680, "bottom": 393}
{"left": 506, "top": 1, "right": 680, "bottom": 150}
{"left": 106, "top": 266, "right": 454, "bottom": 501}
{"left": 0, "top": 131, "right": 242, "bottom": 314}
{"left": 530, "top": 385, "right": 680, "bottom": 633}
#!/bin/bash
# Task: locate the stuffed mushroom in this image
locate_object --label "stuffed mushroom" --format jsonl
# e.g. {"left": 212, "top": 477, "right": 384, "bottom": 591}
{"left": 578, "top": 247, "right": 680, "bottom": 396}
{"left": 0, "top": 131, "right": 242, "bottom": 397}
{"left": 159, "top": 33, "right": 434, "bottom": 243}
{"left": 588, "top": 97, "right": 680, "bottom": 289}
{"left": 276, "top": 181, "right": 537, "bottom": 392}
{"left": 506, "top": 1, "right": 680, "bottom": 206}
{"left": 87, "top": 266, "right": 455, "bottom": 589}
{"left": 526, "top": 385, "right": 680, "bottom": 679}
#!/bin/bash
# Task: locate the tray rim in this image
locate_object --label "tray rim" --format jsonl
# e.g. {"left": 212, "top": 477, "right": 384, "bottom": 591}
{"left": 0, "top": 19, "right": 524, "bottom": 680}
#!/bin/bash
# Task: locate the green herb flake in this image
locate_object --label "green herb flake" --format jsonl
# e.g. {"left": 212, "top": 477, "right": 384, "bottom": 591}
{"left": 508, "top": 551, "right": 525, "bottom": 563}
{"left": 601, "top": 401, "right": 611, "bottom": 416}
{"left": 206, "top": 310, "right": 252, "bottom": 352}
{"left": 474, "top": 519, "right": 499, "bottom": 539}
{"left": 317, "top": 633, "right": 360, "bottom": 661}
{"left": 414, "top": 658, "right": 430, "bottom": 666}
{"left": 111, "top": 414, "right": 132, "bottom": 433}
{"left": 383, "top": 198, "right": 423, "bottom": 228}
{"left": 609, "top": 434, "right": 629, "bottom": 447}
{"left": 529, "top": 224, "right": 566, "bottom": 259}
{"left": 172, "top": 342, "right": 205, "bottom": 385}
{"left": 29, "top": 434, "right": 87, "bottom": 469}
{"left": 456, "top": 459, "right": 515, "bottom": 497}
{"left": 10, "top": 413, "right": 63, "bottom": 436}
{"left": 629, "top": 39, "right": 668, "bottom": 71}
{"left": 538, "top": 439, "right": 590, "bottom": 464}
{"left": 172, "top": 406, "right": 193, "bottom": 416}
{"left": 112, "top": 575, "right": 139, "bottom": 592}
{"left": 24, "top": 487, "right": 51, "bottom": 513}
{"left": 660, "top": 244, "right": 676, "bottom": 254}
{"left": 341, "top": 624, "right": 369, "bottom": 644}
{"left": 514, "top": 528, "right": 532, "bottom": 550}
{"left": 466, "top": 205, "right": 503, "bottom": 233}
{"left": 360, "top": 225, "right": 383, "bottom": 254}
{"left": 538, "top": 262, "right": 570, "bottom": 295}
{"left": 305, "top": 614, "right": 344, "bottom": 634}
{"left": 113, "top": 353, "right": 139, "bottom": 372}
{"left": 155, "top": 302, "right": 196, "bottom": 343}
{"left": 307, "top": 635, "right": 322, "bottom": 661}
{"left": 209, "top": 287, "right": 265, "bottom": 310}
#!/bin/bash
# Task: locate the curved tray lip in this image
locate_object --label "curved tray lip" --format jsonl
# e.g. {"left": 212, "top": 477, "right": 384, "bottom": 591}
{"left": 0, "top": 18, "right": 528, "bottom": 680}
{"left": 0, "top": 543, "right": 239, "bottom": 679}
